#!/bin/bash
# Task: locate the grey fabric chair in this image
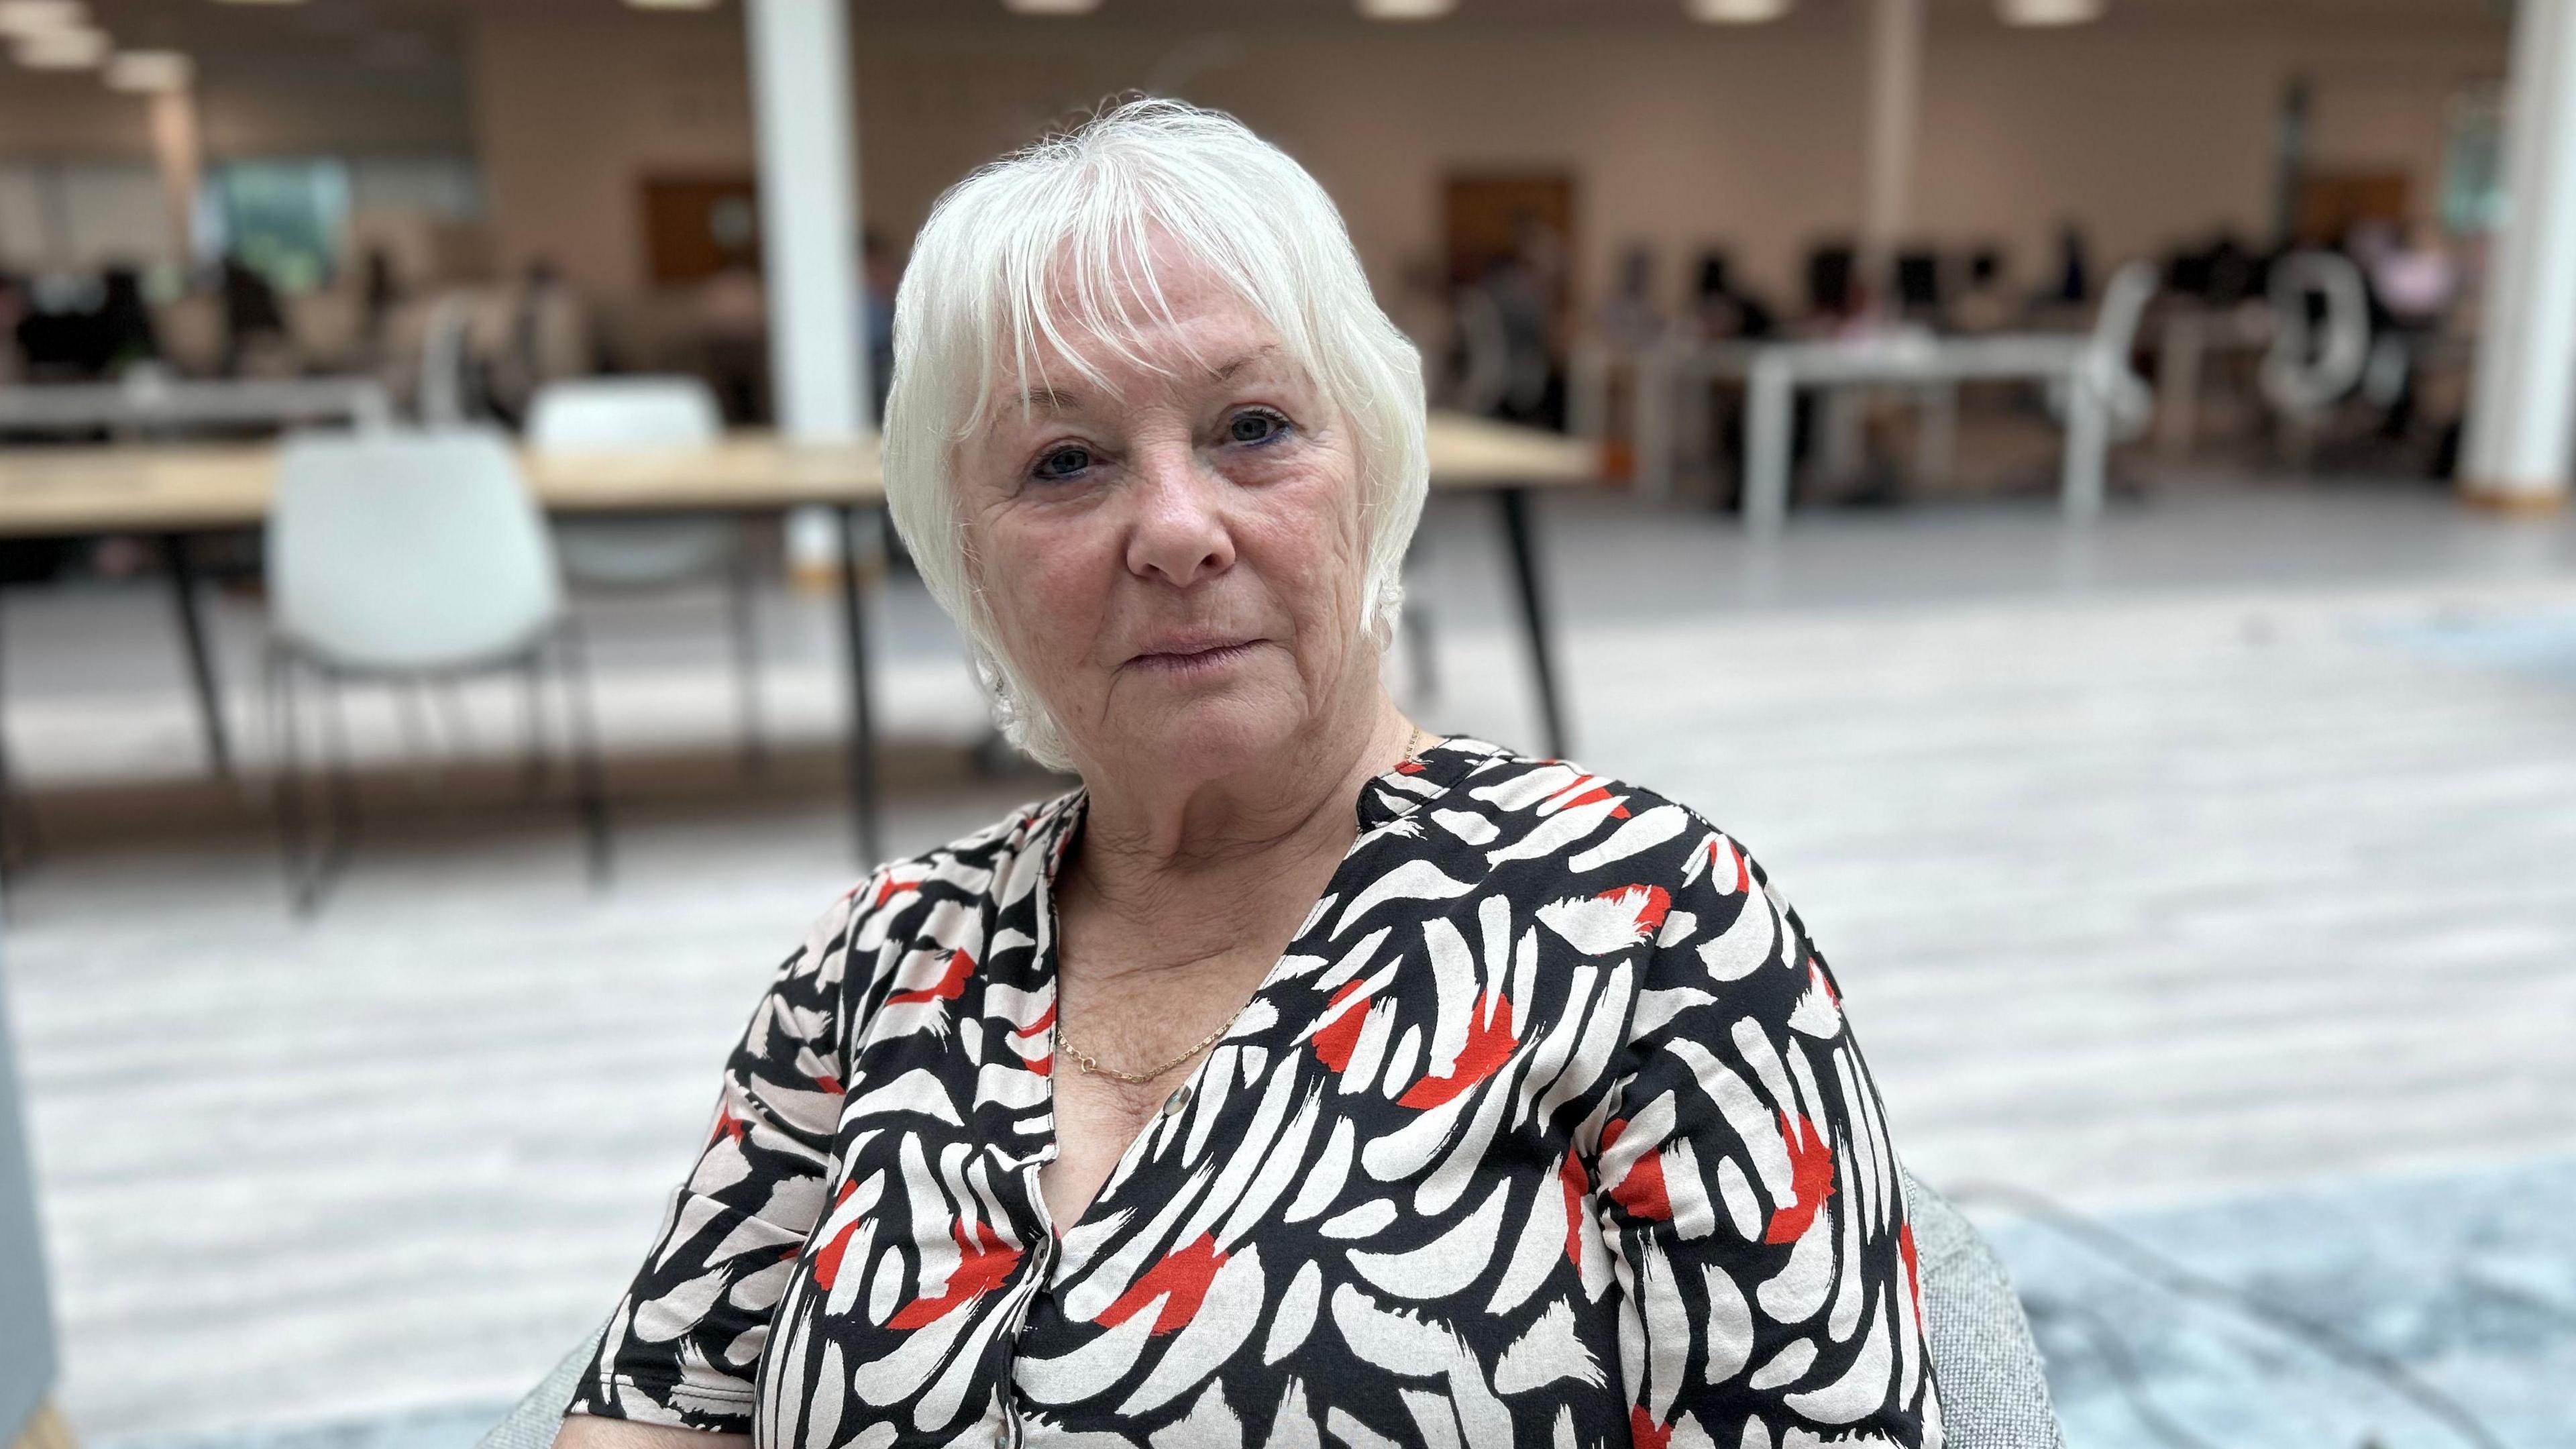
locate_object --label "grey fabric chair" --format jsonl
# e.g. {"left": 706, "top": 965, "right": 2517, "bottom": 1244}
{"left": 477, "top": 1169, "right": 2061, "bottom": 1449}
{"left": 1, "top": 945, "right": 60, "bottom": 1446}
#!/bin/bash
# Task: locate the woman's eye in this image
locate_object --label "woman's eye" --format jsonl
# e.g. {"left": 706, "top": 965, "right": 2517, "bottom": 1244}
{"left": 1032, "top": 445, "right": 1093, "bottom": 481}
{"left": 1226, "top": 410, "right": 1289, "bottom": 445}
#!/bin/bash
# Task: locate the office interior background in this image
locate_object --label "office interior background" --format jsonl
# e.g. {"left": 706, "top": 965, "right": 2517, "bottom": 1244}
{"left": 2, "top": 0, "right": 2574, "bottom": 1446}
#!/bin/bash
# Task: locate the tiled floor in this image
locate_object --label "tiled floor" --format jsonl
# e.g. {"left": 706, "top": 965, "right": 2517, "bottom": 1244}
{"left": 5, "top": 476, "right": 2574, "bottom": 1446}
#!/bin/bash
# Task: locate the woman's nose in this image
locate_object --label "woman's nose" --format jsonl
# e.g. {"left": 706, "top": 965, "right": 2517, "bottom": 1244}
{"left": 1123, "top": 443, "right": 1236, "bottom": 589}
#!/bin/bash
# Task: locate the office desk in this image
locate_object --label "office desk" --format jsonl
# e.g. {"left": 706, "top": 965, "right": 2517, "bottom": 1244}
{"left": 0, "top": 415, "right": 1595, "bottom": 863}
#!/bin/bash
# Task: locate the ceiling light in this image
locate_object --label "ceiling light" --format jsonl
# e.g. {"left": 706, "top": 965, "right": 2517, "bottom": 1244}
{"left": 1358, "top": 0, "right": 1455, "bottom": 17}
{"left": 104, "top": 48, "right": 190, "bottom": 91}
{"left": 1689, "top": 0, "right": 1790, "bottom": 19}
{"left": 1002, "top": 0, "right": 1102, "bottom": 12}
{"left": 1997, "top": 0, "right": 2104, "bottom": 23}
{"left": 12, "top": 25, "right": 109, "bottom": 67}
{"left": 0, "top": 0, "right": 85, "bottom": 36}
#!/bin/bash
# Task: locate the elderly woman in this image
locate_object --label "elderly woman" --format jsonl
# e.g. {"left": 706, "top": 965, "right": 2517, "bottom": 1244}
{"left": 559, "top": 101, "right": 1933, "bottom": 1448}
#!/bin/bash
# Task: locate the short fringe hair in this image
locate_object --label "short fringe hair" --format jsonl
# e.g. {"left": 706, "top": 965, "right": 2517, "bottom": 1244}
{"left": 880, "top": 97, "right": 1430, "bottom": 770}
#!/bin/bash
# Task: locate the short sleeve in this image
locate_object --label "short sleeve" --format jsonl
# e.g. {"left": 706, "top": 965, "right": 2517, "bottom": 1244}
{"left": 564, "top": 883, "right": 867, "bottom": 1428}
{"left": 1589, "top": 823, "right": 1938, "bottom": 1447}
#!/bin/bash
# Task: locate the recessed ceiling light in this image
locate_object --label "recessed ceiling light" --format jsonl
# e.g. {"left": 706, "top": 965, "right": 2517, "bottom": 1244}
{"left": 12, "top": 25, "right": 108, "bottom": 67}
{"left": 1002, "top": 0, "right": 1102, "bottom": 13}
{"left": 0, "top": 0, "right": 85, "bottom": 37}
{"left": 1688, "top": 0, "right": 1790, "bottom": 19}
{"left": 105, "top": 48, "right": 190, "bottom": 91}
{"left": 1997, "top": 0, "right": 2104, "bottom": 23}
{"left": 1358, "top": 0, "right": 1455, "bottom": 17}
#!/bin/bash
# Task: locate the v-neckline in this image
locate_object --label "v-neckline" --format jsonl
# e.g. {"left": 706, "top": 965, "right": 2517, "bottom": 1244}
{"left": 1030, "top": 735, "right": 1464, "bottom": 1246}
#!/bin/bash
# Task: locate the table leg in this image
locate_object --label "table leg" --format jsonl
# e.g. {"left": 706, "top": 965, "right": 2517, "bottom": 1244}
{"left": 835, "top": 504, "right": 881, "bottom": 867}
{"left": 2062, "top": 365, "right": 2109, "bottom": 521}
{"left": 1744, "top": 356, "right": 1795, "bottom": 534}
{"left": 160, "top": 533, "right": 231, "bottom": 777}
{"left": 1915, "top": 380, "right": 1958, "bottom": 488}
{"left": 1495, "top": 486, "right": 1570, "bottom": 760}
{"left": 2158, "top": 315, "right": 2203, "bottom": 462}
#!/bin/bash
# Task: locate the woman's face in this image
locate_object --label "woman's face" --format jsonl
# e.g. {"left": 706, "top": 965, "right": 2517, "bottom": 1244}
{"left": 955, "top": 254, "right": 1378, "bottom": 784}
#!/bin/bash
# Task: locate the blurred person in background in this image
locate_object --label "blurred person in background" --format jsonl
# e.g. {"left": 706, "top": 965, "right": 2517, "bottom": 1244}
{"left": 1593, "top": 241, "right": 1665, "bottom": 352}
{"left": 1473, "top": 211, "right": 1569, "bottom": 429}
{"left": 552, "top": 99, "right": 1935, "bottom": 1448}
{"left": 1949, "top": 247, "right": 2012, "bottom": 334}
{"left": 2355, "top": 217, "right": 2460, "bottom": 445}
{"left": 0, "top": 272, "right": 25, "bottom": 386}
{"left": 218, "top": 256, "right": 286, "bottom": 376}
{"left": 863, "top": 229, "right": 901, "bottom": 425}
{"left": 491, "top": 258, "right": 592, "bottom": 424}
{"left": 92, "top": 267, "right": 160, "bottom": 376}
{"left": 2041, "top": 221, "right": 2092, "bottom": 310}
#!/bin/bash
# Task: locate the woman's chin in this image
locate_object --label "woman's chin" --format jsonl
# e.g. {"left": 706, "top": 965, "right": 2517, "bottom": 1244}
{"left": 1094, "top": 691, "right": 1309, "bottom": 777}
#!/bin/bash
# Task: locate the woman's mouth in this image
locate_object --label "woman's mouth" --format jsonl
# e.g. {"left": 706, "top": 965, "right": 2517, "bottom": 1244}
{"left": 1126, "top": 640, "right": 1261, "bottom": 676}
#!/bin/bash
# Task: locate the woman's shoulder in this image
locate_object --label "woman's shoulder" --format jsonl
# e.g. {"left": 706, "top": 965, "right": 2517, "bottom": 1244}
{"left": 1420, "top": 739, "right": 1809, "bottom": 966}
{"left": 784, "top": 788, "right": 1081, "bottom": 974}
{"left": 1427, "top": 739, "right": 1757, "bottom": 879}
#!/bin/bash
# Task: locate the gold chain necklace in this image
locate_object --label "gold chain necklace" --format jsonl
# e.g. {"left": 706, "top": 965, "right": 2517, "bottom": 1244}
{"left": 1057, "top": 725, "right": 1433, "bottom": 1086}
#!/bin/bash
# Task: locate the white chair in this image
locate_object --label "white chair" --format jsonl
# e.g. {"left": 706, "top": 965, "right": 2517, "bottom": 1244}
{"left": 2259, "top": 250, "right": 2373, "bottom": 462}
{"left": 266, "top": 428, "right": 609, "bottom": 913}
{"left": 527, "top": 377, "right": 766, "bottom": 771}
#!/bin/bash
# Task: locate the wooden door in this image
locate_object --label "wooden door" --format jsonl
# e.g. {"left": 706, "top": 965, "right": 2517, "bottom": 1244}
{"left": 640, "top": 174, "right": 761, "bottom": 286}
{"left": 1443, "top": 173, "right": 1576, "bottom": 297}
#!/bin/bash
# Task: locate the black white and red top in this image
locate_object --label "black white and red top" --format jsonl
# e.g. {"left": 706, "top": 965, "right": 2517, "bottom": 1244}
{"left": 568, "top": 737, "right": 1939, "bottom": 1448}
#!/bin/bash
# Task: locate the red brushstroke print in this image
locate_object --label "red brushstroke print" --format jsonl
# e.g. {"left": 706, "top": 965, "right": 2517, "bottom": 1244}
{"left": 1397, "top": 992, "right": 1518, "bottom": 1108}
{"left": 1629, "top": 1408, "right": 1673, "bottom": 1449}
{"left": 1764, "top": 1112, "right": 1837, "bottom": 1244}
{"left": 888, "top": 948, "right": 974, "bottom": 1006}
{"left": 1559, "top": 1146, "right": 1591, "bottom": 1267}
{"left": 1310, "top": 981, "right": 1371, "bottom": 1072}
{"left": 708, "top": 1106, "right": 748, "bottom": 1149}
{"left": 1898, "top": 1222, "right": 1923, "bottom": 1333}
{"left": 1597, "top": 1118, "right": 1673, "bottom": 1222}
{"left": 887, "top": 1218, "right": 1022, "bottom": 1329}
{"left": 1095, "top": 1232, "right": 1230, "bottom": 1336}
{"left": 1598, "top": 883, "right": 1672, "bottom": 938}
{"left": 809, "top": 1180, "right": 865, "bottom": 1289}
{"left": 1012, "top": 1000, "right": 1057, "bottom": 1038}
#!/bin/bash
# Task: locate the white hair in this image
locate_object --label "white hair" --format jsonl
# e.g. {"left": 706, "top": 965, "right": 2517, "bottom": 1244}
{"left": 880, "top": 97, "right": 1430, "bottom": 771}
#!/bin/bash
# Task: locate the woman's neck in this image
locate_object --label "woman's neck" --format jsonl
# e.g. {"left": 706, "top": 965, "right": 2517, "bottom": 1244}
{"left": 1063, "top": 696, "right": 1413, "bottom": 978}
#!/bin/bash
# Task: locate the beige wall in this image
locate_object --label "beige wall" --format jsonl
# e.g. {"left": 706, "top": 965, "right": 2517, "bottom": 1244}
{"left": 466, "top": 14, "right": 757, "bottom": 296}
{"left": 2, "top": 6, "right": 2508, "bottom": 307}
{"left": 461, "top": 5, "right": 2504, "bottom": 310}
{"left": 0, "top": 59, "right": 471, "bottom": 159}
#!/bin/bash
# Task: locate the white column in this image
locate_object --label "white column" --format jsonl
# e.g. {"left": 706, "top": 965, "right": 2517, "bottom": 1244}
{"left": 2463, "top": 0, "right": 2576, "bottom": 506}
{"left": 749, "top": 0, "right": 866, "bottom": 439}
{"left": 747, "top": 0, "right": 867, "bottom": 574}
{"left": 146, "top": 89, "right": 203, "bottom": 268}
{"left": 1858, "top": 0, "right": 1925, "bottom": 305}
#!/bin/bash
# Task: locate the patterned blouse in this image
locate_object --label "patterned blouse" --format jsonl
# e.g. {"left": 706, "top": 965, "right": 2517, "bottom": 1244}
{"left": 568, "top": 737, "right": 1939, "bottom": 1448}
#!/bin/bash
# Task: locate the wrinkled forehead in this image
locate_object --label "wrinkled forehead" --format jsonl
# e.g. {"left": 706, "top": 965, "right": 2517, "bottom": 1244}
{"left": 967, "top": 229, "right": 1312, "bottom": 425}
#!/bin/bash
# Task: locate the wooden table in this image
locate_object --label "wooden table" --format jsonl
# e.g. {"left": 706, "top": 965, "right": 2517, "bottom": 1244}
{"left": 0, "top": 414, "right": 1595, "bottom": 863}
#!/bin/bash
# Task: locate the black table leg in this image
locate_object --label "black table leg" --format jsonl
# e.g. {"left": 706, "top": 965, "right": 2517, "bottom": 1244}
{"left": 1495, "top": 486, "right": 1570, "bottom": 759}
{"left": 835, "top": 504, "right": 881, "bottom": 867}
{"left": 160, "top": 532, "right": 231, "bottom": 777}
